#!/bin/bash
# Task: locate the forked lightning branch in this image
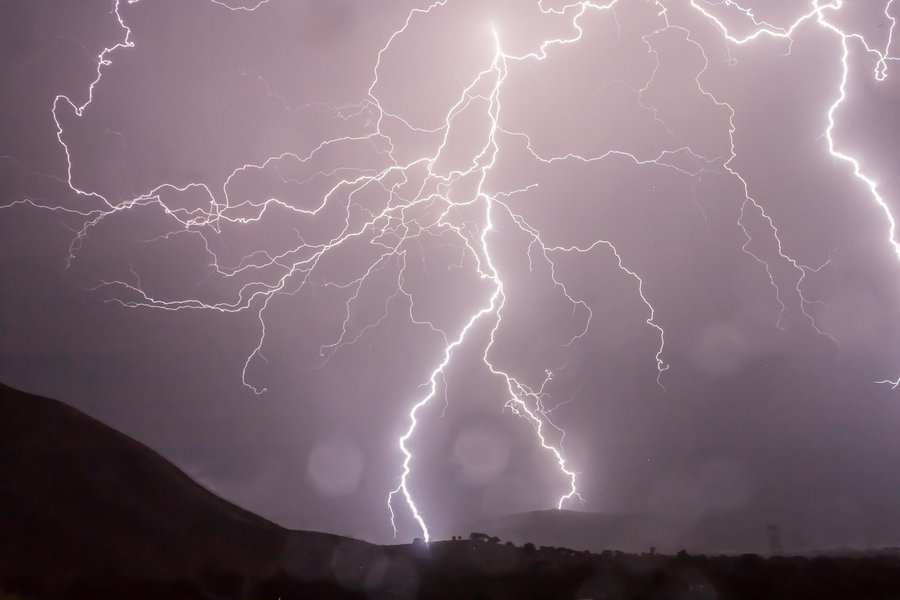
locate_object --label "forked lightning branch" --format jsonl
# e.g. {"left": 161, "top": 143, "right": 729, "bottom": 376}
{"left": 3, "top": 0, "right": 898, "bottom": 542}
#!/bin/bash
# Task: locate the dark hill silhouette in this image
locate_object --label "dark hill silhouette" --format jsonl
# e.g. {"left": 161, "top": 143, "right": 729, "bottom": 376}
{"left": 0, "top": 382, "right": 368, "bottom": 586}
{"left": 5, "top": 382, "right": 900, "bottom": 600}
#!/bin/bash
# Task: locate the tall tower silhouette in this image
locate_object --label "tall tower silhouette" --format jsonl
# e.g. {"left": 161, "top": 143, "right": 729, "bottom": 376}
{"left": 766, "top": 523, "right": 784, "bottom": 555}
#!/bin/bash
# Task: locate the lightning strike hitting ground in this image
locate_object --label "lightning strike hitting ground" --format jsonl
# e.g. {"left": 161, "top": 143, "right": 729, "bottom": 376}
{"left": 4, "top": 0, "right": 900, "bottom": 541}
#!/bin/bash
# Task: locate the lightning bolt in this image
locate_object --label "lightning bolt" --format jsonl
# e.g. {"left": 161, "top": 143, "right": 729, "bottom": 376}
{"left": 683, "top": 0, "right": 899, "bottom": 380}
{"left": 5, "top": 0, "right": 900, "bottom": 543}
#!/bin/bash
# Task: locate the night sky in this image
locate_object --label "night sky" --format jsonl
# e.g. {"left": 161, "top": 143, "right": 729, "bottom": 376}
{"left": 2, "top": 0, "right": 900, "bottom": 548}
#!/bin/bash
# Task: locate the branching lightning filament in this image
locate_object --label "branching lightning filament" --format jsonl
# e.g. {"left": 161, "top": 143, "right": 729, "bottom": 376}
{"left": 4, "top": 0, "right": 900, "bottom": 542}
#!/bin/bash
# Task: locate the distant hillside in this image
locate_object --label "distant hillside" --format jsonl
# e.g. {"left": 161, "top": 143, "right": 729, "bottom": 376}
{"left": 463, "top": 509, "right": 772, "bottom": 555}
{"left": 465, "top": 504, "right": 900, "bottom": 557}
{"left": 464, "top": 501, "right": 900, "bottom": 557}
{"left": 0, "top": 382, "right": 365, "bottom": 586}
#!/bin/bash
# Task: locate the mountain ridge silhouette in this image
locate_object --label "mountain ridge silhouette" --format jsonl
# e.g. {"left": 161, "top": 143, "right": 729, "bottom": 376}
{"left": 0, "top": 382, "right": 369, "bottom": 585}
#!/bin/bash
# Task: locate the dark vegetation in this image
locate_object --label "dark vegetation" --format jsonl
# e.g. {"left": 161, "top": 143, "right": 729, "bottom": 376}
{"left": 3, "top": 383, "right": 900, "bottom": 599}
{"left": 6, "top": 540, "right": 900, "bottom": 599}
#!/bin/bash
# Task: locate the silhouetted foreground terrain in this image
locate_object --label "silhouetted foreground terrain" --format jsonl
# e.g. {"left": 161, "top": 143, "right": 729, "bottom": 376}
{"left": 3, "top": 382, "right": 900, "bottom": 599}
